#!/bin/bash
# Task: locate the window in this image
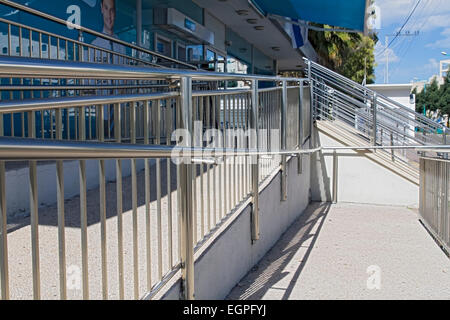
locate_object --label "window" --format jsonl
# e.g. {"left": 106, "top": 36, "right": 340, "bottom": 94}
{"left": 206, "top": 49, "right": 215, "bottom": 69}
{"left": 217, "top": 55, "right": 225, "bottom": 73}
{"left": 186, "top": 44, "right": 203, "bottom": 62}
{"left": 177, "top": 44, "right": 187, "bottom": 62}
{"left": 155, "top": 34, "right": 172, "bottom": 58}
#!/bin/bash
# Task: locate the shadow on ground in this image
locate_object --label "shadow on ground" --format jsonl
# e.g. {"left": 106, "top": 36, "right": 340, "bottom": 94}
{"left": 226, "top": 202, "right": 331, "bottom": 300}
{"left": 6, "top": 159, "right": 216, "bottom": 233}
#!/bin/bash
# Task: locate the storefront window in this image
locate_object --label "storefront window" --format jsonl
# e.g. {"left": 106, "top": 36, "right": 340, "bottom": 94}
{"left": 186, "top": 44, "right": 203, "bottom": 62}
{"left": 227, "top": 56, "right": 248, "bottom": 74}
{"left": 206, "top": 49, "right": 215, "bottom": 69}
{"left": 217, "top": 55, "right": 226, "bottom": 73}
{"left": 206, "top": 49, "right": 215, "bottom": 61}
{"left": 227, "top": 56, "right": 248, "bottom": 88}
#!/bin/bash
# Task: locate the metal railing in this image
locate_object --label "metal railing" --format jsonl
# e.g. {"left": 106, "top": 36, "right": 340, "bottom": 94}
{"left": 419, "top": 156, "right": 450, "bottom": 254}
{"left": 1, "top": 53, "right": 444, "bottom": 300}
{"left": 0, "top": 0, "right": 196, "bottom": 70}
{"left": 306, "top": 59, "right": 448, "bottom": 168}
{"left": 0, "top": 56, "right": 308, "bottom": 300}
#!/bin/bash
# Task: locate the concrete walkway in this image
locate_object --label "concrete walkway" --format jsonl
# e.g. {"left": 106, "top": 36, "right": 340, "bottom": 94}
{"left": 227, "top": 202, "right": 450, "bottom": 300}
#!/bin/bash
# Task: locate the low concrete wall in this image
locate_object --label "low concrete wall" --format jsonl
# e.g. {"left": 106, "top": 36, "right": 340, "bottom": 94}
{"left": 311, "top": 127, "right": 419, "bottom": 207}
{"left": 5, "top": 159, "right": 147, "bottom": 219}
{"left": 161, "top": 155, "right": 312, "bottom": 300}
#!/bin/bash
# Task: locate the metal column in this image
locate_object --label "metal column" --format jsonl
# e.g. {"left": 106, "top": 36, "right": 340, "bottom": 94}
{"left": 372, "top": 93, "right": 378, "bottom": 148}
{"left": 298, "top": 81, "right": 304, "bottom": 175}
{"left": 281, "top": 81, "right": 288, "bottom": 201}
{"left": 179, "top": 77, "right": 195, "bottom": 300}
{"left": 251, "top": 80, "right": 260, "bottom": 243}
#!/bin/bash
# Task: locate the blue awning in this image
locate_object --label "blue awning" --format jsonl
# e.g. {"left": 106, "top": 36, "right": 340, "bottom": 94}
{"left": 252, "top": 0, "right": 369, "bottom": 32}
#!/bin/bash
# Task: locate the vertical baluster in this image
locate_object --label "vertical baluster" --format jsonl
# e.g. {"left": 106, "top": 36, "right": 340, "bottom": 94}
{"left": 298, "top": 82, "right": 304, "bottom": 175}
{"left": 192, "top": 97, "right": 198, "bottom": 244}
{"left": 227, "top": 94, "right": 233, "bottom": 213}
{"left": 88, "top": 106, "right": 92, "bottom": 140}
{"left": 251, "top": 80, "right": 260, "bottom": 243}
{"left": 224, "top": 94, "right": 229, "bottom": 215}
{"left": 130, "top": 102, "right": 139, "bottom": 299}
{"left": 29, "top": 29, "right": 32, "bottom": 57}
{"left": 217, "top": 95, "right": 224, "bottom": 220}
{"left": 78, "top": 106, "right": 88, "bottom": 299}
{"left": 28, "top": 111, "right": 40, "bottom": 299}
{"left": 179, "top": 77, "right": 194, "bottom": 300}
{"left": 7, "top": 24, "right": 11, "bottom": 56}
{"left": 0, "top": 113, "right": 9, "bottom": 300}
{"left": 176, "top": 97, "right": 183, "bottom": 267}
{"left": 19, "top": 27, "right": 22, "bottom": 57}
{"left": 55, "top": 109, "right": 67, "bottom": 300}
{"left": 40, "top": 111, "right": 44, "bottom": 139}
{"left": 234, "top": 94, "right": 239, "bottom": 205}
{"left": 113, "top": 103, "right": 125, "bottom": 300}
{"left": 281, "top": 81, "right": 288, "bottom": 201}
{"left": 245, "top": 94, "right": 250, "bottom": 195}
{"left": 153, "top": 99, "right": 163, "bottom": 282}
{"left": 144, "top": 100, "right": 152, "bottom": 292}
{"left": 74, "top": 109, "right": 78, "bottom": 140}
{"left": 199, "top": 97, "right": 205, "bottom": 238}
{"left": 212, "top": 95, "right": 217, "bottom": 223}
{"left": 97, "top": 105, "right": 108, "bottom": 299}
{"left": 206, "top": 96, "right": 213, "bottom": 228}
{"left": 166, "top": 99, "right": 173, "bottom": 269}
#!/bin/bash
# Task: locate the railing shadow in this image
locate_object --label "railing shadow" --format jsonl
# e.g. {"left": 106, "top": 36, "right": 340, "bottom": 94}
{"left": 226, "top": 202, "right": 332, "bottom": 300}
{"left": 310, "top": 125, "right": 332, "bottom": 201}
{"left": 6, "top": 158, "right": 183, "bottom": 232}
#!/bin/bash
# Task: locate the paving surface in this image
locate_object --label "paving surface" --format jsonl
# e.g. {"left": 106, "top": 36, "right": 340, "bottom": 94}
{"left": 227, "top": 202, "right": 450, "bottom": 300}
{"left": 4, "top": 156, "right": 266, "bottom": 300}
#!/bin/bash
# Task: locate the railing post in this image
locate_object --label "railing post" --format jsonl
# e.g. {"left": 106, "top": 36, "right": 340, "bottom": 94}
{"left": 250, "top": 79, "right": 260, "bottom": 243}
{"left": 390, "top": 132, "right": 395, "bottom": 162}
{"left": 281, "top": 80, "right": 288, "bottom": 201}
{"left": 332, "top": 149, "right": 338, "bottom": 204}
{"left": 298, "top": 80, "right": 304, "bottom": 175}
{"left": 179, "top": 76, "right": 195, "bottom": 300}
{"left": 419, "top": 157, "right": 424, "bottom": 220}
{"left": 308, "top": 61, "right": 314, "bottom": 149}
{"left": 443, "top": 127, "right": 448, "bottom": 160}
{"left": 0, "top": 113, "right": 9, "bottom": 300}
{"left": 372, "top": 93, "right": 378, "bottom": 149}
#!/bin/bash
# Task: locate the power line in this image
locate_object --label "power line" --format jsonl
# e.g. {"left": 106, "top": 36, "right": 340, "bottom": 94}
{"left": 388, "top": 0, "right": 439, "bottom": 79}
{"left": 376, "top": 0, "right": 422, "bottom": 58}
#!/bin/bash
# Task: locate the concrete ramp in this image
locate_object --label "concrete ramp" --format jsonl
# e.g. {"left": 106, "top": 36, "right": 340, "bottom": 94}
{"left": 311, "top": 121, "right": 420, "bottom": 207}
{"left": 227, "top": 203, "right": 450, "bottom": 300}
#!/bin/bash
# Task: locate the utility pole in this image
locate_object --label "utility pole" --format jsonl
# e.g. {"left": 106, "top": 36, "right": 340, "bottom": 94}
{"left": 385, "top": 31, "right": 419, "bottom": 84}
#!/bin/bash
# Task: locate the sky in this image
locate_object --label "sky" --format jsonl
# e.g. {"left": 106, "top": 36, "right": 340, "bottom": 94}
{"left": 373, "top": 0, "right": 450, "bottom": 84}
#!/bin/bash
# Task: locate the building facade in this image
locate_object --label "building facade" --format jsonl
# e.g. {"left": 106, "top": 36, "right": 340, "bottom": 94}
{"left": 0, "top": 0, "right": 317, "bottom": 75}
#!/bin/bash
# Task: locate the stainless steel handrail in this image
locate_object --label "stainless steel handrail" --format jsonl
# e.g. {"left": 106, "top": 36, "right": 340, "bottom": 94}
{"left": 0, "top": 56, "right": 304, "bottom": 82}
{"left": 307, "top": 59, "right": 446, "bottom": 131}
{"left": 0, "top": 137, "right": 446, "bottom": 161}
{"left": 0, "top": 92, "right": 180, "bottom": 113}
{"left": 0, "top": 0, "right": 198, "bottom": 70}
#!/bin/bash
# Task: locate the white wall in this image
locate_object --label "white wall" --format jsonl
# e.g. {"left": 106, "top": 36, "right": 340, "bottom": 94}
{"left": 160, "top": 156, "right": 312, "bottom": 300}
{"left": 366, "top": 84, "right": 415, "bottom": 111}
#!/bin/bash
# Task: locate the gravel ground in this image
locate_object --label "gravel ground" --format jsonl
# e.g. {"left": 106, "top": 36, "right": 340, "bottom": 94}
{"left": 4, "top": 157, "right": 257, "bottom": 300}
{"left": 227, "top": 202, "right": 450, "bottom": 300}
